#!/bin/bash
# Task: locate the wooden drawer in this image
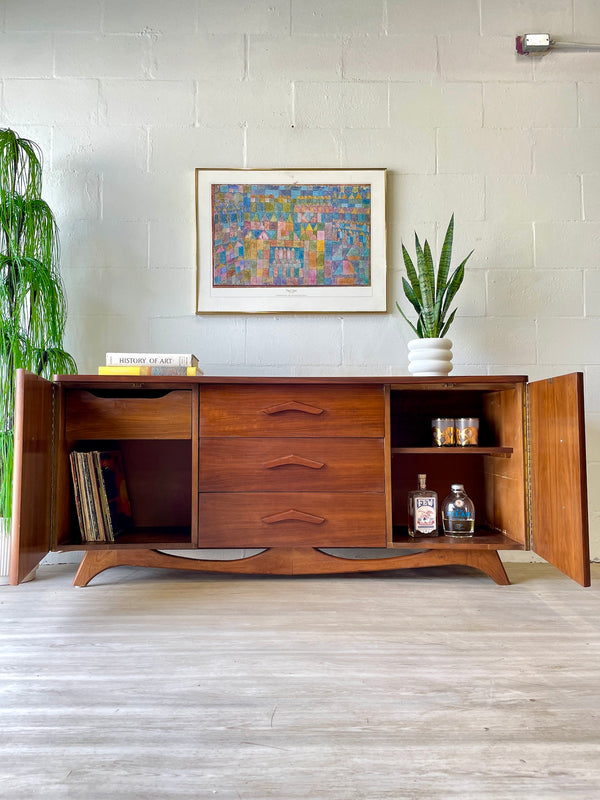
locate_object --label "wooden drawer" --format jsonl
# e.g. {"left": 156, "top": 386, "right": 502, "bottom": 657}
{"left": 200, "top": 384, "right": 384, "bottom": 438}
{"left": 199, "top": 437, "right": 384, "bottom": 492}
{"left": 65, "top": 389, "right": 192, "bottom": 440}
{"left": 198, "top": 492, "right": 387, "bottom": 547}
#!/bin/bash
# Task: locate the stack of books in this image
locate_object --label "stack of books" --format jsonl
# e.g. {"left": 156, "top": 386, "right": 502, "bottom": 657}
{"left": 70, "top": 450, "right": 133, "bottom": 543}
{"left": 98, "top": 352, "right": 203, "bottom": 376}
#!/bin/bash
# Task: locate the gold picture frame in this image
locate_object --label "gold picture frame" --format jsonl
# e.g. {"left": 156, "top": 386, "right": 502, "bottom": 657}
{"left": 196, "top": 168, "right": 387, "bottom": 313}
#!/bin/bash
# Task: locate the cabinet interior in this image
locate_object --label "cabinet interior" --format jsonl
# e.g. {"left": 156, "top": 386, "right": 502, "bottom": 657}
{"left": 389, "top": 385, "right": 527, "bottom": 550}
{"left": 53, "top": 380, "right": 528, "bottom": 553}
{"left": 56, "top": 386, "right": 195, "bottom": 550}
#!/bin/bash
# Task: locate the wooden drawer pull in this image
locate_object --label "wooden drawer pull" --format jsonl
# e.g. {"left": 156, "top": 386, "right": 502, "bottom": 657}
{"left": 262, "top": 400, "right": 325, "bottom": 416}
{"left": 261, "top": 509, "right": 326, "bottom": 525}
{"left": 263, "top": 454, "right": 325, "bottom": 470}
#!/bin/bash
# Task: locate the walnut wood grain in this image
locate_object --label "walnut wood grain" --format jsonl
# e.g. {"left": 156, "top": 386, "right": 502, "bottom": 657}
{"left": 200, "top": 384, "right": 384, "bottom": 437}
{"left": 199, "top": 437, "right": 384, "bottom": 492}
{"left": 65, "top": 389, "right": 192, "bottom": 440}
{"left": 72, "top": 547, "right": 510, "bottom": 586}
{"left": 198, "top": 492, "right": 387, "bottom": 548}
{"left": 9, "top": 371, "right": 54, "bottom": 584}
{"left": 529, "top": 373, "right": 590, "bottom": 586}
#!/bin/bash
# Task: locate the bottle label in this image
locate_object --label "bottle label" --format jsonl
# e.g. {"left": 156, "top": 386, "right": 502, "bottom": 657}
{"left": 414, "top": 497, "right": 437, "bottom": 534}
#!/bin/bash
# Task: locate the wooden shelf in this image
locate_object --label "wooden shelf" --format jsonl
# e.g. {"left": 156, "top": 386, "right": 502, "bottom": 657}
{"left": 392, "top": 446, "right": 513, "bottom": 457}
{"left": 390, "top": 526, "right": 524, "bottom": 550}
{"left": 58, "top": 527, "right": 192, "bottom": 551}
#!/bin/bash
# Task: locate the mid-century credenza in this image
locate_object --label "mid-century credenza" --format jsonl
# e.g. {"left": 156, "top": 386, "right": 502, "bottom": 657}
{"left": 10, "top": 371, "right": 590, "bottom": 587}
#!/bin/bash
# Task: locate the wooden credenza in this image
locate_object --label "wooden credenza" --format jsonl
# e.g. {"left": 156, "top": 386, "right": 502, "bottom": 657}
{"left": 10, "top": 372, "right": 591, "bottom": 587}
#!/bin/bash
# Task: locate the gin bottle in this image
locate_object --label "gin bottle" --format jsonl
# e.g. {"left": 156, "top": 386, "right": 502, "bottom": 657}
{"left": 408, "top": 474, "right": 438, "bottom": 537}
{"left": 442, "top": 484, "right": 475, "bottom": 536}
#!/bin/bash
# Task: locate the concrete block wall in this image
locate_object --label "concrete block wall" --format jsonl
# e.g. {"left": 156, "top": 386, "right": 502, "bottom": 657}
{"left": 1, "top": 0, "right": 598, "bottom": 561}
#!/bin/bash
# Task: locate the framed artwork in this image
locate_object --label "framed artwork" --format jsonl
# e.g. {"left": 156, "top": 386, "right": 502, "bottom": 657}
{"left": 195, "top": 168, "right": 387, "bottom": 313}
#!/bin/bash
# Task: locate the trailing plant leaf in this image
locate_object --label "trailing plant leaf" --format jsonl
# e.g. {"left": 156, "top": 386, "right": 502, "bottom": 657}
{"left": 0, "top": 128, "right": 77, "bottom": 522}
{"left": 397, "top": 215, "right": 472, "bottom": 339}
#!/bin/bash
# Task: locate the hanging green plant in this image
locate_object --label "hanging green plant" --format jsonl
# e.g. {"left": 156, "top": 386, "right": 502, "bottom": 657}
{"left": 0, "top": 128, "right": 77, "bottom": 521}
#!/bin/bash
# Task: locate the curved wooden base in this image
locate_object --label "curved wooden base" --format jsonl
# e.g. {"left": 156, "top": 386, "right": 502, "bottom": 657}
{"left": 73, "top": 546, "right": 510, "bottom": 587}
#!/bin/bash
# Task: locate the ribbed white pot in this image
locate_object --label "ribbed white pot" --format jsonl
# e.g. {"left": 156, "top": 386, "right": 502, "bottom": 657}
{"left": 407, "top": 337, "right": 453, "bottom": 377}
{"left": 0, "top": 518, "right": 10, "bottom": 585}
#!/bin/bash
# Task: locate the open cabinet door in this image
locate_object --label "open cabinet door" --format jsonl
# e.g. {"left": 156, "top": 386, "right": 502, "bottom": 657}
{"left": 528, "top": 373, "right": 590, "bottom": 586}
{"left": 9, "top": 370, "right": 54, "bottom": 585}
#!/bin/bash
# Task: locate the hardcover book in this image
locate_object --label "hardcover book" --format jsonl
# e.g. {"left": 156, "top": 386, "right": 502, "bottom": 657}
{"left": 105, "top": 353, "right": 199, "bottom": 367}
{"left": 98, "top": 365, "right": 203, "bottom": 376}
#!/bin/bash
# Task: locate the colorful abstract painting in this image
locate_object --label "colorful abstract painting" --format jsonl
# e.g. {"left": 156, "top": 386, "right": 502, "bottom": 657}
{"left": 211, "top": 183, "right": 372, "bottom": 288}
{"left": 196, "top": 169, "right": 386, "bottom": 313}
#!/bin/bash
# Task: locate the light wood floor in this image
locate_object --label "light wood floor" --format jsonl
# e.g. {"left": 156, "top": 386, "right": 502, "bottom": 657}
{"left": 1, "top": 562, "right": 599, "bottom": 799}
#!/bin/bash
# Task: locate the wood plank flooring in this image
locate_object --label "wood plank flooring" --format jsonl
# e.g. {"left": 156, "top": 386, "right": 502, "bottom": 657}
{"left": 1, "top": 562, "right": 599, "bottom": 799}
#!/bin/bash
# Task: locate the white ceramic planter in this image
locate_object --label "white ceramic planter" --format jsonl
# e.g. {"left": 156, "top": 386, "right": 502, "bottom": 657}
{"left": 407, "top": 337, "right": 453, "bottom": 377}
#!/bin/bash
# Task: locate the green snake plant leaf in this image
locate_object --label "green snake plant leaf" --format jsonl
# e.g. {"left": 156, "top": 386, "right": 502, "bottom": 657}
{"left": 401, "top": 242, "right": 421, "bottom": 305}
{"left": 395, "top": 300, "right": 420, "bottom": 337}
{"left": 440, "top": 308, "right": 458, "bottom": 338}
{"left": 401, "top": 276, "right": 421, "bottom": 316}
{"left": 439, "top": 252, "right": 472, "bottom": 323}
{"left": 436, "top": 214, "right": 454, "bottom": 298}
{"left": 416, "top": 236, "right": 436, "bottom": 337}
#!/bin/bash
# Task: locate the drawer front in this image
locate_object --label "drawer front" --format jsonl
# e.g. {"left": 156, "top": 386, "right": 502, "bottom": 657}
{"left": 65, "top": 390, "right": 192, "bottom": 440}
{"left": 200, "top": 384, "right": 384, "bottom": 438}
{"left": 200, "top": 437, "right": 384, "bottom": 492}
{"left": 198, "top": 492, "right": 386, "bottom": 548}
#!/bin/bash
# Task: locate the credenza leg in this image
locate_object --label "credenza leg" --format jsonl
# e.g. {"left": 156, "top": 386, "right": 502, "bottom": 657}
{"left": 73, "top": 547, "right": 510, "bottom": 586}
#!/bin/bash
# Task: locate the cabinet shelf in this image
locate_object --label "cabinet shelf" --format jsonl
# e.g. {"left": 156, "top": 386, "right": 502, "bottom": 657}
{"left": 59, "top": 527, "right": 192, "bottom": 551}
{"left": 392, "top": 446, "right": 513, "bottom": 457}
{"left": 391, "top": 526, "right": 524, "bottom": 550}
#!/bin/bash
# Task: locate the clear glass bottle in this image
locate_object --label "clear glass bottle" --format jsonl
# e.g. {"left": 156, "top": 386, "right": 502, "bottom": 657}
{"left": 407, "top": 474, "right": 438, "bottom": 537}
{"left": 442, "top": 484, "right": 475, "bottom": 536}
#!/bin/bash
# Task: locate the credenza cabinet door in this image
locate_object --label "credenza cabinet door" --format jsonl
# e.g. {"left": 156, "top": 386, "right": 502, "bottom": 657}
{"left": 528, "top": 372, "right": 590, "bottom": 587}
{"left": 9, "top": 370, "right": 54, "bottom": 585}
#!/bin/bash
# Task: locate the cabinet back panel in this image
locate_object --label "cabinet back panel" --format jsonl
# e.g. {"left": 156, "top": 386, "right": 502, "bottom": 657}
{"left": 120, "top": 440, "right": 192, "bottom": 528}
{"left": 391, "top": 391, "right": 488, "bottom": 447}
{"left": 392, "top": 454, "right": 487, "bottom": 529}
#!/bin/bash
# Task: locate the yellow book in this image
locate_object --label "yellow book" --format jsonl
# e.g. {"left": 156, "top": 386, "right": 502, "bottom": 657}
{"left": 98, "top": 365, "right": 203, "bottom": 376}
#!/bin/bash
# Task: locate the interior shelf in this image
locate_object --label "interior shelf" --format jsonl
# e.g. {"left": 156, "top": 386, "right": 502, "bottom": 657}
{"left": 392, "top": 446, "right": 513, "bottom": 457}
{"left": 59, "top": 527, "right": 192, "bottom": 550}
{"left": 390, "top": 526, "right": 524, "bottom": 550}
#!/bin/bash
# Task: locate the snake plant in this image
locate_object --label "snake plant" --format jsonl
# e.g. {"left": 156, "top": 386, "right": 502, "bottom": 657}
{"left": 1, "top": 128, "right": 77, "bottom": 521}
{"left": 396, "top": 214, "right": 472, "bottom": 338}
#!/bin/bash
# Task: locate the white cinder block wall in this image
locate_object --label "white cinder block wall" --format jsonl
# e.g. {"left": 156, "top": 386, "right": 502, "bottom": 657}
{"left": 1, "top": 0, "right": 598, "bottom": 562}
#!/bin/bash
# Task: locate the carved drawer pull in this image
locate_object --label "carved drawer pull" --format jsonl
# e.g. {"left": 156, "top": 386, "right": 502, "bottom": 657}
{"left": 261, "top": 509, "right": 326, "bottom": 525}
{"left": 262, "top": 400, "right": 325, "bottom": 416}
{"left": 263, "top": 454, "right": 325, "bottom": 470}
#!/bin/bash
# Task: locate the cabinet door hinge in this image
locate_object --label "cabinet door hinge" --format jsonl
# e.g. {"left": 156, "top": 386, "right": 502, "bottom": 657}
{"left": 524, "top": 385, "right": 534, "bottom": 550}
